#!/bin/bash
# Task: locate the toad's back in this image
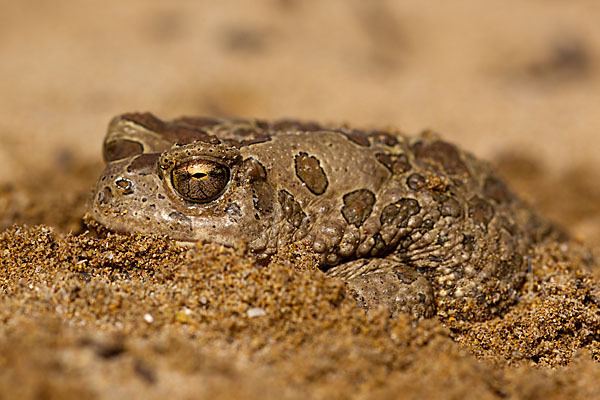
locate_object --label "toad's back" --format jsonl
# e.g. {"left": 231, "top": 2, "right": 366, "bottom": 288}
{"left": 89, "top": 113, "right": 554, "bottom": 320}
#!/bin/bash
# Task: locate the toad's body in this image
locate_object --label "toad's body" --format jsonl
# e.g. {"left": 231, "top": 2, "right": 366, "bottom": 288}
{"left": 89, "top": 113, "right": 551, "bottom": 320}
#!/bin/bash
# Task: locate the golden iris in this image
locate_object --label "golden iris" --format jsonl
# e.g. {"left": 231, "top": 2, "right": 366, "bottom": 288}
{"left": 171, "top": 160, "right": 230, "bottom": 203}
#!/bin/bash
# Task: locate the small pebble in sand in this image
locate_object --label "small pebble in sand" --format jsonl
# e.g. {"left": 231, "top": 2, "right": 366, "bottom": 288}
{"left": 247, "top": 307, "right": 266, "bottom": 318}
{"left": 143, "top": 313, "right": 154, "bottom": 324}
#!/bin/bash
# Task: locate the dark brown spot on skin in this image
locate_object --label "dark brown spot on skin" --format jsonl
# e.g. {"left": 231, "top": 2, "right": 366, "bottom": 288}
{"left": 412, "top": 140, "right": 469, "bottom": 176}
{"left": 368, "top": 130, "right": 399, "bottom": 146}
{"left": 407, "top": 173, "right": 426, "bottom": 191}
{"left": 249, "top": 161, "right": 275, "bottom": 215}
{"left": 468, "top": 196, "right": 495, "bottom": 229}
{"left": 127, "top": 153, "right": 160, "bottom": 175}
{"left": 252, "top": 183, "right": 275, "bottom": 215}
{"left": 295, "top": 152, "right": 328, "bottom": 195}
{"left": 376, "top": 153, "right": 411, "bottom": 174}
{"left": 338, "top": 130, "right": 370, "bottom": 147}
{"left": 341, "top": 189, "right": 376, "bottom": 227}
{"left": 103, "top": 139, "right": 143, "bottom": 162}
{"left": 242, "top": 158, "right": 267, "bottom": 182}
{"left": 123, "top": 113, "right": 221, "bottom": 146}
{"left": 122, "top": 113, "right": 167, "bottom": 132}
{"left": 483, "top": 175, "right": 513, "bottom": 204}
{"left": 380, "top": 198, "right": 421, "bottom": 226}
{"left": 278, "top": 190, "right": 307, "bottom": 228}
{"left": 440, "top": 197, "right": 462, "bottom": 218}
{"left": 242, "top": 160, "right": 274, "bottom": 215}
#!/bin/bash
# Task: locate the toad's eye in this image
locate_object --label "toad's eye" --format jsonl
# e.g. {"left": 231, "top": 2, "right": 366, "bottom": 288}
{"left": 171, "top": 160, "right": 230, "bottom": 203}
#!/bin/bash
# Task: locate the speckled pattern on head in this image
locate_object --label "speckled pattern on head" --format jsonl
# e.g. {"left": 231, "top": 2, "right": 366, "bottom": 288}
{"left": 89, "top": 112, "right": 555, "bottom": 321}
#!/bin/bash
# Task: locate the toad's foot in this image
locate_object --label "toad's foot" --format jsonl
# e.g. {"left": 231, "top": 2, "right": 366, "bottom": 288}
{"left": 327, "top": 259, "right": 435, "bottom": 319}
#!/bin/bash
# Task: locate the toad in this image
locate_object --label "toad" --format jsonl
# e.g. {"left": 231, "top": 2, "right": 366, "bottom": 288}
{"left": 88, "top": 113, "right": 555, "bottom": 320}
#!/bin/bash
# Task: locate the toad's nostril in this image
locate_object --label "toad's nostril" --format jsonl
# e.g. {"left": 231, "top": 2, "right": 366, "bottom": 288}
{"left": 115, "top": 177, "right": 135, "bottom": 195}
{"left": 98, "top": 186, "right": 112, "bottom": 204}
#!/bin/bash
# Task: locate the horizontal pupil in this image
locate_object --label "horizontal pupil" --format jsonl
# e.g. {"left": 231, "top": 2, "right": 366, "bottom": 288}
{"left": 171, "top": 161, "right": 230, "bottom": 203}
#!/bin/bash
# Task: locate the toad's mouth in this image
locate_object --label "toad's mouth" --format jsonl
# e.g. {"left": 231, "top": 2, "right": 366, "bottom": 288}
{"left": 83, "top": 213, "right": 251, "bottom": 256}
{"left": 82, "top": 212, "right": 248, "bottom": 251}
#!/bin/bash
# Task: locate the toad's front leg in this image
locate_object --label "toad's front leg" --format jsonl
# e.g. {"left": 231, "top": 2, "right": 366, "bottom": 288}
{"left": 326, "top": 258, "right": 435, "bottom": 319}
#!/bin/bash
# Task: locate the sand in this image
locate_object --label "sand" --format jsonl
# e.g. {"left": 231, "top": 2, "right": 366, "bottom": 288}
{"left": 1, "top": 1, "right": 599, "bottom": 399}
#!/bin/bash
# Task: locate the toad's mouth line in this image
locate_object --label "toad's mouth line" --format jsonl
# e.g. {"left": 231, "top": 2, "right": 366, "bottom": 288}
{"left": 82, "top": 213, "right": 251, "bottom": 251}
